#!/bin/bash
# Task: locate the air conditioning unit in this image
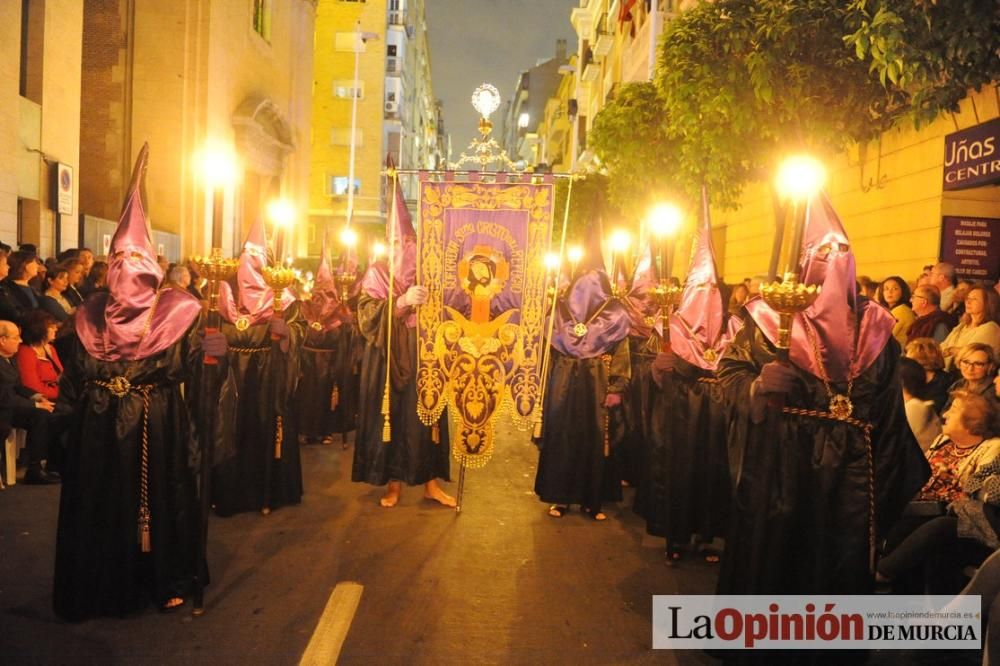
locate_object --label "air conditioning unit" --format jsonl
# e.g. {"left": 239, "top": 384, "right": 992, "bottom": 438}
{"left": 385, "top": 101, "right": 399, "bottom": 113}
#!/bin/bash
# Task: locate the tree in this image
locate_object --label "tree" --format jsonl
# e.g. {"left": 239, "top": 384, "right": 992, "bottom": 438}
{"left": 553, "top": 173, "right": 612, "bottom": 244}
{"left": 844, "top": 0, "right": 1000, "bottom": 127}
{"left": 656, "top": 0, "right": 908, "bottom": 205}
{"left": 588, "top": 82, "right": 686, "bottom": 218}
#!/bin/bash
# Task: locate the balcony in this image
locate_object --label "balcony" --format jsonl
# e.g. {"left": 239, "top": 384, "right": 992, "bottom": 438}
{"left": 593, "top": 14, "right": 613, "bottom": 58}
{"left": 580, "top": 49, "right": 599, "bottom": 83}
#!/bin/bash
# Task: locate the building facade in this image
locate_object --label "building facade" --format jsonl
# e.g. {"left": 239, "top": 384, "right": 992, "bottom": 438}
{"left": 0, "top": 0, "right": 84, "bottom": 257}
{"left": 500, "top": 40, "right": 569, "bottom": 169}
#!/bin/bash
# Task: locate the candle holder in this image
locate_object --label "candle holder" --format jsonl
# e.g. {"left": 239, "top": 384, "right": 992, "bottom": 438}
{"left": 190, "top": 248, "right": 240, "bottom": 314}
{"left": 759, "top": 272, "right": 821, "bottom": 351}
{"left": 335, "top": 270, "right": 357, "bottom": 303}
{"left": 263, "top": 265, "right": 299, "bottom": 318}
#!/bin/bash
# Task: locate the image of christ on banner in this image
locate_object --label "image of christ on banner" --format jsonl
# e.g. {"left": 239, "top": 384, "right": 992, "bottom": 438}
{"left": 417, "top": 178, "right": 553, "bottom": 467}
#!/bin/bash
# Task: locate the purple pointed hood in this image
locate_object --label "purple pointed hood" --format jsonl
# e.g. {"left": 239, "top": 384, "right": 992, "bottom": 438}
{"left": 622, "top": 245, "right": 658, "bottom": 340}
{"left": 551, "top": 269, "right": 630, "bottom": 359}
{"left": 745, "top": 192, "right": 893, "bottom": 382}
{"left": 76, "top": 143, "right": 201, "bottom": 361}
{"left": 301, "top": 237, "right": 343, "bottom": 332}
{"left": 669, "top": 187, "right": 741, "bottom": 371}
{"left": 218, "top": 218, "right": 274, "bottom": 326}
{"left": 386, "top": 154, "right": 416, "bottom": 292}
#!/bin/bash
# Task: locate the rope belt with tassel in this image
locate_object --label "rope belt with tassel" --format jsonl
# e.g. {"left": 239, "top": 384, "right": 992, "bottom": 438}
{"left": 782, "top": 406, "right": 876, "bottom": 573}
{"left": 601, "top": 354, "right": 612, "bottom": 457}
{"left": 229, "top": 345, "right": 270, "bottom": 354}
{"left": 90, "top": 377, "right": 155, "bottom": 553}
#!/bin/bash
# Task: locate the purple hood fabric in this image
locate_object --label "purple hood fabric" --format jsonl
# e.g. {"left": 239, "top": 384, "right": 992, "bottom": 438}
{"left": 551, "top": 269, "right": 630, "bottom": 359}
{"left": 218, "top": 218, "right": 275, "bottom": 326}
{"left": 77, "top": 143, "right": 201, "bottom": 361}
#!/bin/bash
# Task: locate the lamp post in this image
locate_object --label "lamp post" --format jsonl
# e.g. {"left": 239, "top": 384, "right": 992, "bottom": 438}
{"left": 346, "top": 21, "right": 380, "bottom": 228}
{"left": 567, "top": 245, "right": 583, "bottom": 278}
{"left": 607, "top": 228, "right": 631, "bottom": 298}
{"left": 266, "top": 198, "right": 295, "bottom": 263}
{"left": 336, "top": 226, "right": 359, "bottom": 301}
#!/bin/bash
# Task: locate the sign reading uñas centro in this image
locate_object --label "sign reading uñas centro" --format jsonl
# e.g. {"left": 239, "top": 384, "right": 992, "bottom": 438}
{"left": 943, "top": 118, "right": 1000, "bottom": 191}
{"left": 940, "top": 215, "right": 1000, "bottom": 281}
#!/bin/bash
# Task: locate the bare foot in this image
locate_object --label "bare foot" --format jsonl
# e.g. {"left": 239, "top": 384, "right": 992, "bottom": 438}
{"left": 161, "top": 597, "right": 184, "bottom": 612}
{"left": 380, "top": 481, "right": 402, "bottom": 508}
{"left": 423, "top": 480, "right": 456, "bottom": 507}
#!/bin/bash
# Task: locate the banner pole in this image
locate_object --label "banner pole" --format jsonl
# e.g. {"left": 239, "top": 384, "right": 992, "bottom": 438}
{"left": 381, "top": 168, "right": 399, "bottom": 443}
{"left": 534, "top": 176, "right": 575, "bottom": 439}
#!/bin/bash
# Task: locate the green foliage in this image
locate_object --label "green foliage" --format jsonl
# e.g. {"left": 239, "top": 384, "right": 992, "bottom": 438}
{"left": 553, "top": 174, "right": 611, "bottom": 244}
{"left": 843, "top": 0, "right": 1000, "bottom": 127}
{"left": 657, "top": 0, "right": 905, "bottom": 207}
{"left": 588, "top": 83, "right": 686, "bottom": 218}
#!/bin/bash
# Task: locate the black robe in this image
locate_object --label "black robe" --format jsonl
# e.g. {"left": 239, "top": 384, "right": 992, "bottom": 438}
{"left": 618, "top": 337, "right": 656, "bottom": 493}
{"left": 643, "top": 357, "right": 732, "bottom": 544}
{"left": 716, "top": 317, "right": 929, "bottom": 595}
{"left": 211, "top": 304, "right": 305, "bottom": 516}
{"left": 330, "top": 320, "right": 362, "bottom": 436}
{"left": 534, "top": 339, "right": 630, "bottom": 512}
{"left": 351, "top": 295, "right": 450, "bottom": 486}
{"left": 53, "top": 325, "right": 202, "bottom": 620}
{"left": 295, "top": 324, "right": 342, "bottom": 440}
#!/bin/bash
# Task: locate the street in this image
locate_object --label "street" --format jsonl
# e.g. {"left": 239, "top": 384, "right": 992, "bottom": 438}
{"left": 0, "top": 422, "right": 718, "bottom": 665}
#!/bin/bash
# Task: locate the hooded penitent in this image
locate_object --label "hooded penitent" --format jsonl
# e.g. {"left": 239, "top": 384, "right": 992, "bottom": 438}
{"left": 551, "top": 269, "right": 631, "bottom": 359}
{"left": 744, "top": 192, "right": 894, "bottom": 380}
{"left": 360, "top": 155, "right": 416, "bottom": 301}
{"left": 301, "top": 237, "right": 343, "bottom": 332}
{"left": 669, "top": 187, "right": 742, "bottom": 371}
{"left": 76, "top": 143, "right": 201, "bottom": 361}
{"left": 218, "top": 218, "right": 275, "bottom": 327}
{"left": 621, "top": 245, "right": 658, "bottom": 340}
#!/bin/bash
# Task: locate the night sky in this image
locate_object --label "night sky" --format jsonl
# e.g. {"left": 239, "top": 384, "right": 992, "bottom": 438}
{"left": 425, "top": 0, "right": 580, "bottom": 158}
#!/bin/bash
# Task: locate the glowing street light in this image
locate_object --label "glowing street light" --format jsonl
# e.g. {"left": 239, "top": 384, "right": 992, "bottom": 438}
{"left": 339, "top": 226, "right": 359, "bottom": 248}
{"left": 647, "top": 203, "right": 683, "bottom": 239}
{"left": 372, "top": 241, "right": 387, "bottom": 259}
{"left": 567, "top": 245, "right": 583, "bottom": 275}
{"left": 775, "top": 154, "right": 826, "bottom": 203}
{"left": 544, "top": 252, "right": 561, "bottom": 273}
{"left": 266, "top": 198, "right": 295, "bottom": 262}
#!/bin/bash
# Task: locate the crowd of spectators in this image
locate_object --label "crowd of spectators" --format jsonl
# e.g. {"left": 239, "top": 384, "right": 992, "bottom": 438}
{"left": 0, "top": 242, "right": 205, "bottom": 487}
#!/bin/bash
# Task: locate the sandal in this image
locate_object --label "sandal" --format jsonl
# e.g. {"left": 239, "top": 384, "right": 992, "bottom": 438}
{"left": 548, "top": 505, "right": 569, "bottom": 518}
{"left": 583, "top": 507, "right": 607, "bottom": 521}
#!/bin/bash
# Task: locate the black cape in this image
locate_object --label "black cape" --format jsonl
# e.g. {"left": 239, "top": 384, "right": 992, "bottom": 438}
{"left": 642, "top": 356, "right": 732, "bottom": 544}
{"left": 295, "top": 324, "right": 342, "bottom": 440}
{"left": 53, "top": 323, "right": 202, "bottom": 620}
{"left": 716, "top": 316, "right": 929, "bottom": 595}
{"left": 330, "top": 319, "right": 362, "bottom": 436}
{"left": 351, "top": 295, "right": 450, "bottom": 486}
{"left": 534, "top": 339, "right": 630, "bottom": 512}
{"left": 211, "top": 304, "right": 305, "bottom": 516}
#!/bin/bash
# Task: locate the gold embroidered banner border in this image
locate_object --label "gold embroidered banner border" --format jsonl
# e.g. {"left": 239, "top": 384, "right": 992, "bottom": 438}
{"left": 416, "top": 180, "right": 553, "bottom": 467}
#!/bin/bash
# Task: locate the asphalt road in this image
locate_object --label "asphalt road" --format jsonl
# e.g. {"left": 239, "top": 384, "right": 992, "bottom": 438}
{"left": 0, "top": 421, "right": 719, "bottom": 665}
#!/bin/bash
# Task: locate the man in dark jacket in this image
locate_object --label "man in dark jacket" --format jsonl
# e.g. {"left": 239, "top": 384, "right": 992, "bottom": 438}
{"left": 0, "top": 319, "right": 60, "bottom": 483}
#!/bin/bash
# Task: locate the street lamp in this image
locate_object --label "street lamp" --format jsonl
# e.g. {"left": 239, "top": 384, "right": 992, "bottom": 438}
{"left": 198, "top": 141, "right": 239, "bottom": 250}
{"left": 647, "top": 202, "right": 683, "bottom": 281}
{"left": 266, "top": 198, "right": 295, "bottom": 263}
{"left": 775, "top": 154, "right": 826, "bottom": 276}
{"left": 608, "top": 228, "right": 631, "bottom": 295}
{"left": 567, "top": 245, "right": 583, "bottom": 277}
{"left": 346, "top": 21, "right": 380, "bottom": 228}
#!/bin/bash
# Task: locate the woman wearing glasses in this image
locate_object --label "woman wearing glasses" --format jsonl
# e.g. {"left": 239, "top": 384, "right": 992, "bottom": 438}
{"left": 941, "top": 286, "right": 1000, "bottom": 368}
{"left": 943, "top": 343, "right": 999, "bottom": 413}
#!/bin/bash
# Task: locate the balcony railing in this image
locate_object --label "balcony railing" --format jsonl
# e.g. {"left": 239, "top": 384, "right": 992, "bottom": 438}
{"left": 593, "top": 13, "right": 613, "bottom": 57}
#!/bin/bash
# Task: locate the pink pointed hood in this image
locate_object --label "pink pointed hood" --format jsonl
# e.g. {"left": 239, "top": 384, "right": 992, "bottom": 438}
{"left": 745, "top": 192, "right": 894, "bottom": 381}
{"left": 669, "top": 186, "right": 741, "bottom": 371}
{"left": 76, "top": 143, "right": 201, "bottom": 360}
{"left": 622, "top": 245, "right": 658, "bottom": 340}
{"left": 301, "top": 236, "right": 343, "bottom": 332}
{"left": 218, "top": 218, "right": 274, "bottom": 326}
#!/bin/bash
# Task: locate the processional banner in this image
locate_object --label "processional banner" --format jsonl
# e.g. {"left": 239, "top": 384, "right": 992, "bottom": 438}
{"left": 416, "top": 178, "right": 553, "bottom": 467}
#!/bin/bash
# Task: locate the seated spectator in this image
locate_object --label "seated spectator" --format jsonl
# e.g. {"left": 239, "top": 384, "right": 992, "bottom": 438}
{"left": 38, "top": 266, "right": 75, "bottom": 323}
{"left": 185, "top": 260, "right": 206, "bottom": 300}
{"left": 900, "top": 356, "right": 942, "bottom": 451}
{"left": 16, "top": 310, "right": 63, "bottom": 402}
{"left": 931, "top": 262, "right": 959, "bottom": 312}
{"left": 83, "top": 260, "right": 108, "bottom": 295}
{"left": 879, "top": 275, "right": 916, "bottom": 346}
{"left": 941, "top": 286, "right": 1000, "bottom": 367}
{"left": 29, "top": 257, "right": 47, "bottom": 293}
{"left": 3, "top": 251, "right": 40, "bottom": 319}
{"left": 907, "top": 284, "right": 953, "bottom": 344}
{"left": 916, "top": 266, "right": 933, "bottom": 288}
{"left": 164, "top": 265, "right": 191, "bottom": 292}
{"left": 0, "top": 319, "right": 59, "bottom": 484}
{"left": 952, "top": 279, "right": 973, "bottom": 321}
{"left": 906, "top": 337, "right": 953, "bottom": 414}
{"left": 61, "top": 259, "right": 86, "bottom": 308}
{"left": 877, "top": 390, "right": 1000, "bottom": 593}
{"left": 857, "top": 275, "right": 878, "bottom": 299}
{"left": 0, "top": 250, "right": 19, "bottom": 324}
{"left": 943, "top": 343, "right": 1000, "bottom": 413}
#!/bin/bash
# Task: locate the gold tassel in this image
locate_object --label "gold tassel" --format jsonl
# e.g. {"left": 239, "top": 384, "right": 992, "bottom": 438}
{"left": 138, "top": 509, "right": 151, "bottom": 553}
{"left": 381, "top": 385, "right": 392, "bottom": 442}
{"left": 330, "top": 384, "right": 340, "bottom": 411}
{"left": 431, "top": 422, "right": 440, "bottom": 444}
{"left": 532, "top": 418, "right": 543, "bottom": 440}
{"left": 275, "top": 415, "right": 283, "bottom": 459}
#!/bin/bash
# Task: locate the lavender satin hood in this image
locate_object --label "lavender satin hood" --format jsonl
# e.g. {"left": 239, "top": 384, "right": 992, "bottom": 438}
{"left": 551, "top": 269, "right": 630, "bottom": 359}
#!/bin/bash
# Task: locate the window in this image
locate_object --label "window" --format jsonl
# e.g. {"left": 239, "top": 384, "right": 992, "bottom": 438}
{"left": 333, "top": 80, "right": 365, "bottom": 99}
{"left": 387, "top": 45, "right": 397, "bottom": 57}
{"left": 330, "top": 128, "right": 363, "bottom": 147}
{"left": 252, "top": 0, "right": 271, "bottom": 41}
{"left": 328, "top": 177, "right": 361, "bottom": 197}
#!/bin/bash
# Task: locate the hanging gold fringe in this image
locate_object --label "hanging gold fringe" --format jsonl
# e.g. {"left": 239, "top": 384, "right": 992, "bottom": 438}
{"left": 431, "top": 421, "right": 440, "bottom": 444}
{"left": 330, "top": 384, "right": 340, "bottom": 411}
{"left": 275, "top": 415, "right": 283, "bottom": 459}
{"left": 602, "top": 354, "right": 612, "bottom": 458}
